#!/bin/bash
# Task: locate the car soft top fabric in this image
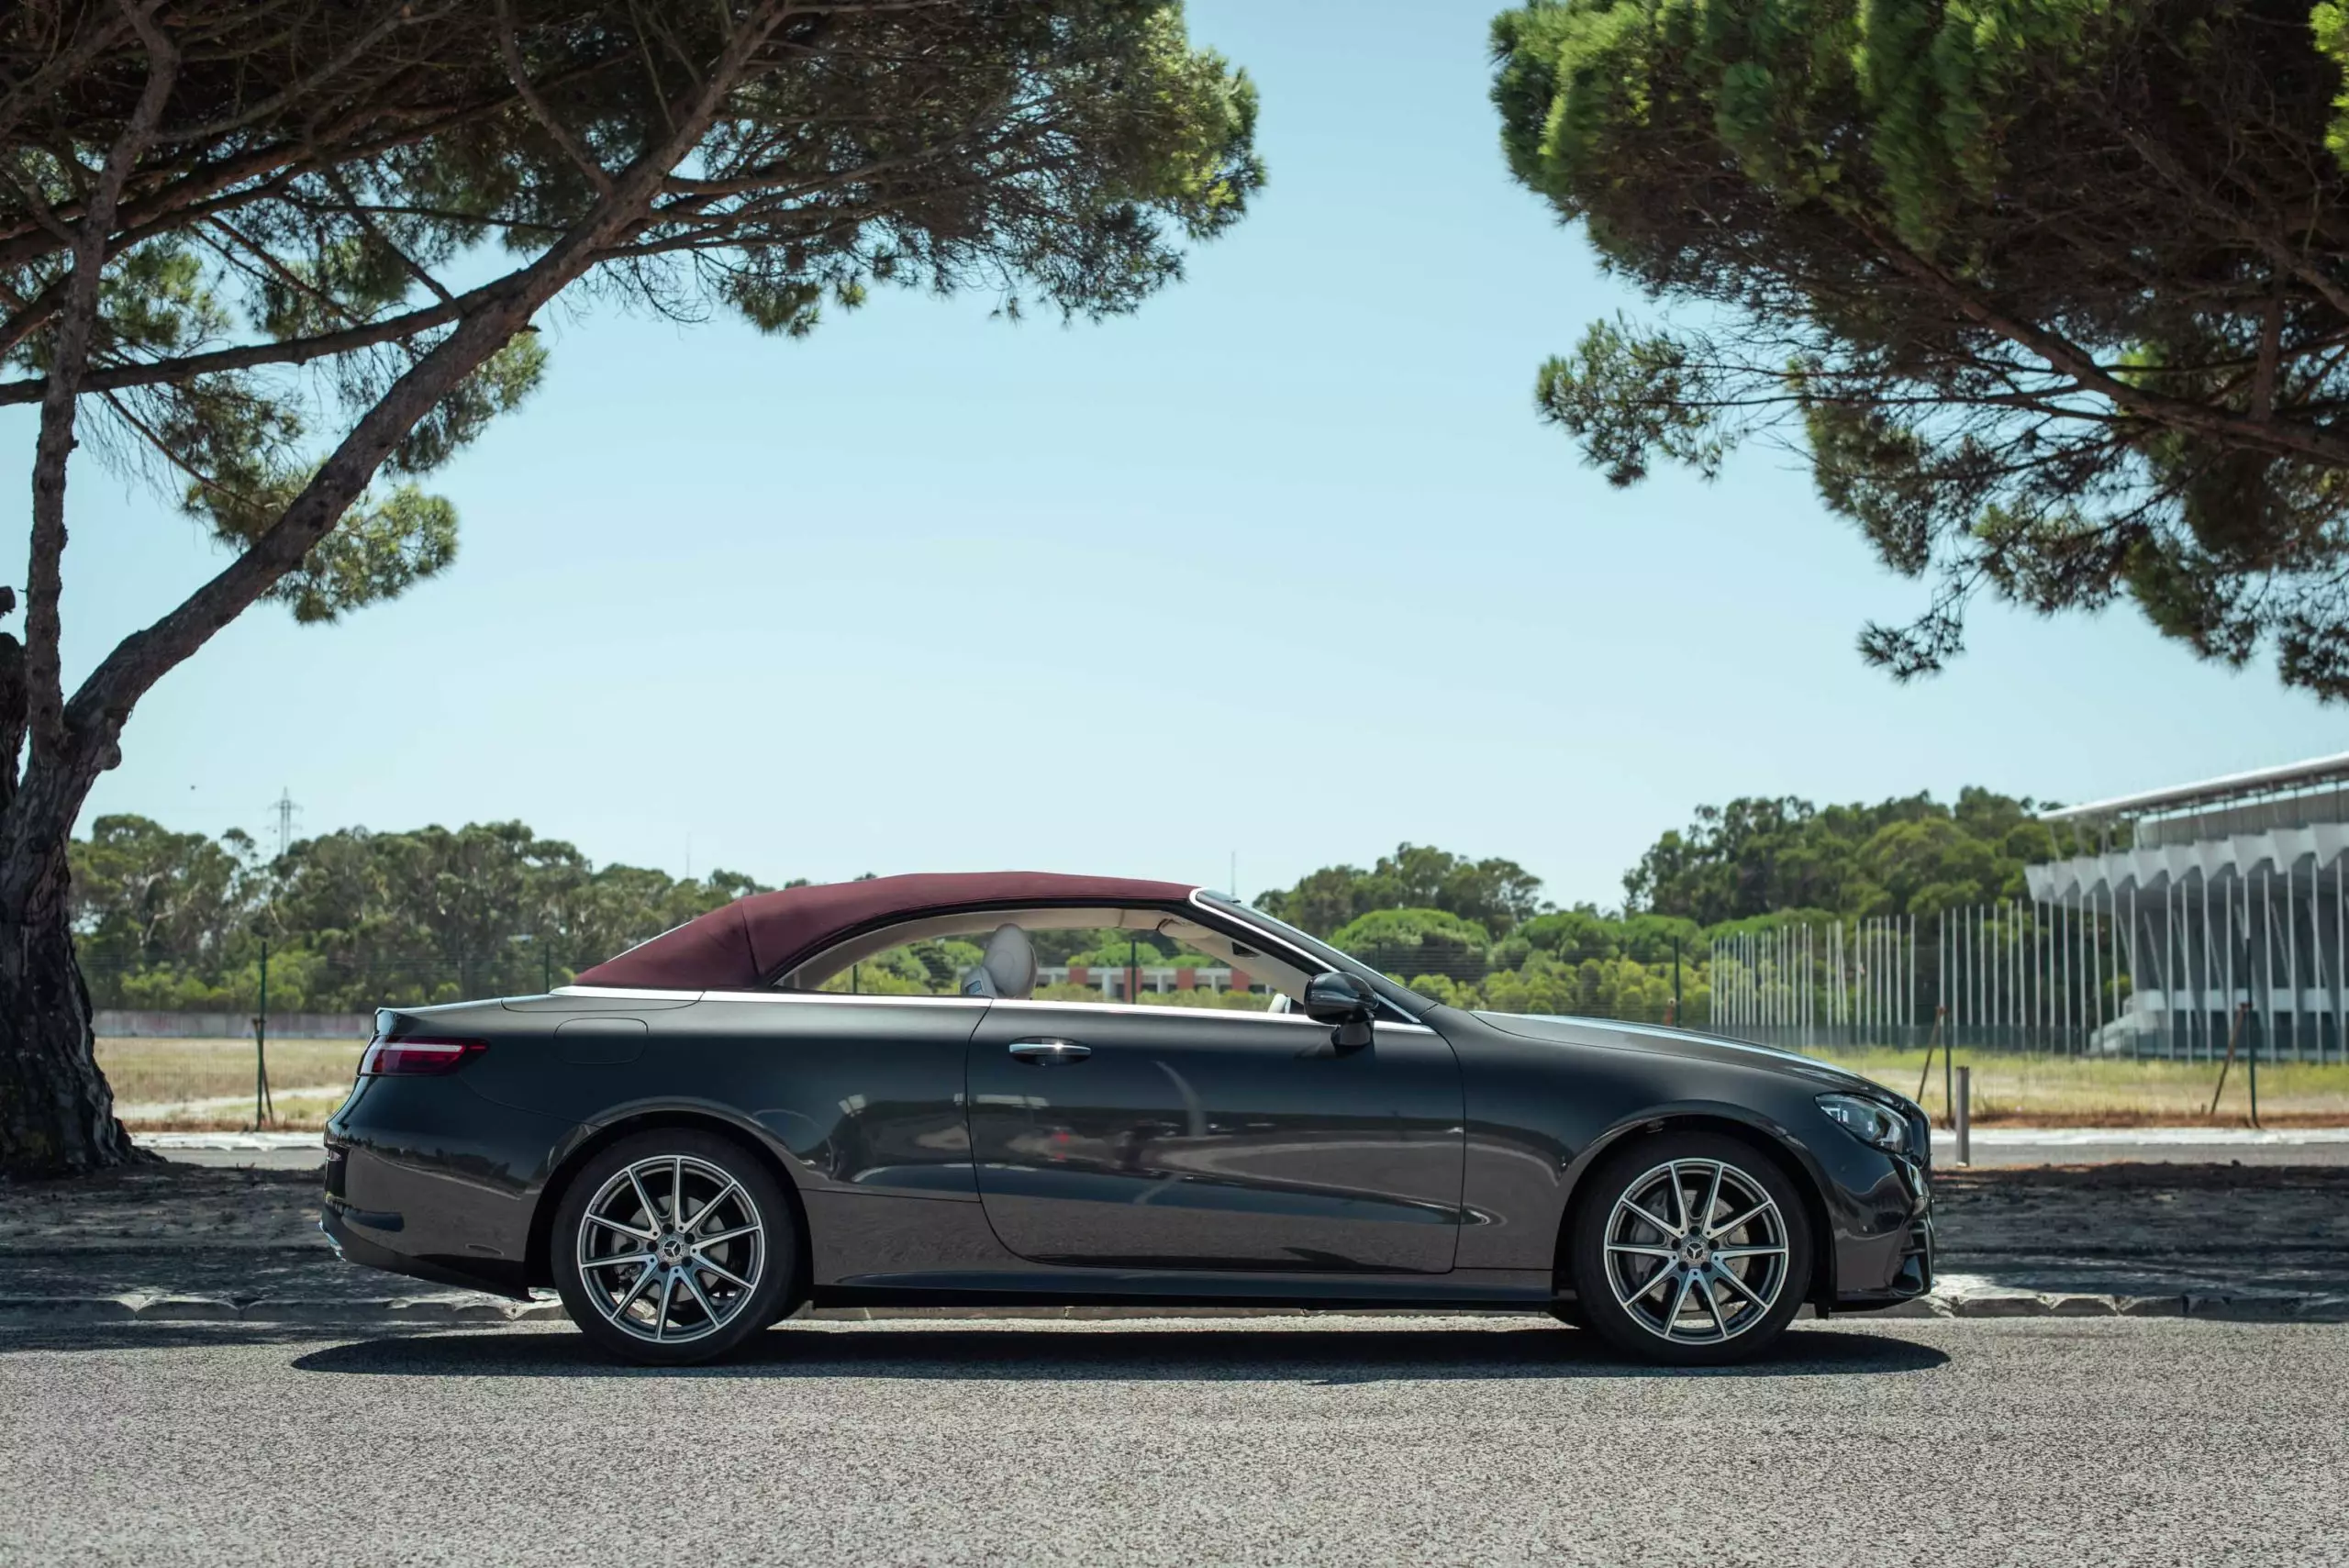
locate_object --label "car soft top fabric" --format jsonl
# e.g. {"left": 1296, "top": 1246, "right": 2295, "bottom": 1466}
{"left": 570, "top": 871, "right": 1198, "bottom": 992}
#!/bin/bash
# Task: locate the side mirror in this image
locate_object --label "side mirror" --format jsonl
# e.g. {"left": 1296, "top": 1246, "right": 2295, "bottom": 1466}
{"left": 1302, "top": 971, "right": 1376, "bottom": 1049}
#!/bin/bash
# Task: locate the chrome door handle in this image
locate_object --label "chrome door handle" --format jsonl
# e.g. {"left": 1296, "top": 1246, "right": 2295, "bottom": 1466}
{"left": 1008, "top": 1039, "right": 1091, "bottom": 1065}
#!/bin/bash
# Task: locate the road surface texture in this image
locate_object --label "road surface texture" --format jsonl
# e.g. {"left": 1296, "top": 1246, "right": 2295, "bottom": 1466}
{"left": 0, "top": 1316, "right": 2343, "bottom": 1567}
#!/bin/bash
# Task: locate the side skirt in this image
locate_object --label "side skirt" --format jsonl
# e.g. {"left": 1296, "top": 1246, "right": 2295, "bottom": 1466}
{"left": 809, "top": 1268, "right": 1557, "bottom": 1313}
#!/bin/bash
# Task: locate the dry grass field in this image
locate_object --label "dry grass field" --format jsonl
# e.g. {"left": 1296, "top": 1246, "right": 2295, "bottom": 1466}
{"left": 1816, "top": 1046, "right": 2349, "bottom": 1126}
{"left": 98, "top": 1037, "right": 363, "bottom": 1129}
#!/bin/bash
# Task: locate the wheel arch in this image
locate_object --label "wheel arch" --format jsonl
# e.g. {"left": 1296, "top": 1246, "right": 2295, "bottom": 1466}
{"left": 527, "top": 1107, "right": 814, "bottom": 1306}
{"left": 1551, "top": 1107, "right": 1836, "bottom": 1311}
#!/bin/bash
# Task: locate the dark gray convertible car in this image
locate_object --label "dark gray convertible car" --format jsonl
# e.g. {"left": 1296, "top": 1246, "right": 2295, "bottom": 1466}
{"left": 324, "top": 872, "right": 1932, "bottom": 1365}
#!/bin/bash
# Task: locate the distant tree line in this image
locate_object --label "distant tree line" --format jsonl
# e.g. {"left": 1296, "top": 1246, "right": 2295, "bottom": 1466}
{"left": 71, "top": 817, "right": 775, "bottom": 1012}
{"left": 1252, "top": 795, "right": 2054, "bottom": 1016}
{"left": 73, "top": 786, "right": 2054, "bottom": 1018}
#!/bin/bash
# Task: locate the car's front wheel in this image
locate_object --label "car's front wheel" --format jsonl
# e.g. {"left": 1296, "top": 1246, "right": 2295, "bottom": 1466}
{"left": 551, "top": 1129, "right": 797, "bottom": 1365}
{"left": 1568, "top": 1133, "right": 1811, "bottom": 1366}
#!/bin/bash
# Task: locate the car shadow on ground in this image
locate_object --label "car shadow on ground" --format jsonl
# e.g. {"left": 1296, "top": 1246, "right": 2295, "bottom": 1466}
{"left": 284, "top": 1322, "right": 1951, "bottom": 1382}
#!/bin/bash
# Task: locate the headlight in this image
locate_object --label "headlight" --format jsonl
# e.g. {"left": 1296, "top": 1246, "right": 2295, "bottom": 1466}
{"left": 1818, "top": 1093, "right": 1909, "bottom": 1153}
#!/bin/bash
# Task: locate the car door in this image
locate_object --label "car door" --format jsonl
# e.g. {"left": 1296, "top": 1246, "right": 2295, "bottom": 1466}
{"left": 964, "top": 1000, "right": 1464, "bottom": 1273}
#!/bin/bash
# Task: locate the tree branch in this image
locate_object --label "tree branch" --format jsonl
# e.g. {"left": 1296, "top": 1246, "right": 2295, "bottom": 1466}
{"left": 495, "top": 0, "right": 614, "bottom": 196}
{"left": 1857, "top": 217, "right": 2349, "bottom": 470}
{"left": 0, "top": 284, "right": 492, "bottom": 406}
{"left": 22, "top": 1, "right": 177, "bottom": 773}
{"left": 61, "top": 2, "right": 797, "bottom": 760}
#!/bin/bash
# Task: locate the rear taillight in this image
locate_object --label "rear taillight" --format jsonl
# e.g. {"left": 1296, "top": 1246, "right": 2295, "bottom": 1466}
{"left": 358, "top": 1036, "right": 486, "bottom": 1076}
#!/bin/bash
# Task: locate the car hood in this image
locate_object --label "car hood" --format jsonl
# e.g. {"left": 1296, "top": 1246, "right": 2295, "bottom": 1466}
{"left": 1471, "top": 1011, "right": 1892, "bottom": 1099}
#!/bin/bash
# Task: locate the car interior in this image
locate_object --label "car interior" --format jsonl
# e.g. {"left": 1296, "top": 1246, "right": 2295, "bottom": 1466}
{"left": 777, "top": 904, "right": 1326, "bottom": 1009}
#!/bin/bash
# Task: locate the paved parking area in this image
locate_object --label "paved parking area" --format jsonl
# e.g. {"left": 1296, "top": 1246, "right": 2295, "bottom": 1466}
{"left": 0, "top": 1317, "right": 2341, "bottom": 1566}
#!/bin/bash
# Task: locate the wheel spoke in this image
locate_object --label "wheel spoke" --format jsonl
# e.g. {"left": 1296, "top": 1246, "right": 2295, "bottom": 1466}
{"left": 586, "top": 1212, "right": 656, "bottom": 1242}
{"left": 672, "top": 1157, "right": 685, "bottom": 1229}
{"left": 688, "top": 1250, "right": 754, "bottom": 1291}
{"left": 611, "top": 1262, "right": 660, "bottom": 1319}
{"left": 626, "top": 1167, "right": 661, "bottom": 1229}
{"left": 1664, "top": 1267, "right": 1697, "bottom": 1333}
{"left": 652, "top": 1271, "right": 678, "bottom": 1340}
{"left": 1699, "top": 1162, "right": 1725, "bottom": 1233}
{"left": 1697, "top": 1273, "right": 1729, "bottom": 1340}
{"left": 1606, "top": 1242, "right": 1675, "bottom": 1259}
{"left": 1665, "top": 1163, "right": 1688, "bottom": 1232}
{"left": 696, "top": 1221, "right": 760, "bottom": 1247}
{"left": 1712, "top": 1264, "right": 1771, "bottom": 1313}
{"left": 1712, "top": 1243, "right": 1787, "bottom": 1261}
{"left": 1620, "top": 1199, "right": 1680, "bottom": 1240}
{"left": 1612, "top": 1259, "right": 1668, "bottom": 1310}
{"left": 1707, "top": 1200, "right": 1773, "bottom": 1240}
{"left": 584, "top": 1251, "right": 655, "bottom": 1272}
{"left": 687, "top": 1180, "right": 741, "bottom": 1234}
{"left": 680, "top": 1266, "right": 724, "bottom": 1326}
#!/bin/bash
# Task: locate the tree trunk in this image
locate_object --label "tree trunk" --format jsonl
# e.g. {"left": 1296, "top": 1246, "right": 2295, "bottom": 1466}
{"left": 0, "top": 836, "right": 145, "bottom": 1176}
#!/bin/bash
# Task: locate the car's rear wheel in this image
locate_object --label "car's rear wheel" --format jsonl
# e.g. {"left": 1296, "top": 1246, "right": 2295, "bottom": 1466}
{"left": 552, "top": 1129, "right": 797, "bottom": 1365}
{"left": 1568, "top": 1132, "right": 1811, "bottom": 1366}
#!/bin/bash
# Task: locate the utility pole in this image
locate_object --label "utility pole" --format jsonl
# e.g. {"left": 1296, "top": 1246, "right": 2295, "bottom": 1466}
{"left": 269, "top": 788, "right": 300, "bottom": 860}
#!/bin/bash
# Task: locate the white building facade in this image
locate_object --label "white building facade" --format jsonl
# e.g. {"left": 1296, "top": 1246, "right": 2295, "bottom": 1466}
{"left": 2026, "top": 753, "right": 2348, "bottom": 1061}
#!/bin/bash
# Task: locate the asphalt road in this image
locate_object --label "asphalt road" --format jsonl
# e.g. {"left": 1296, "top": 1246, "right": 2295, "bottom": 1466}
{"left": 3, "top": 1317, "right": 2343, "bottom": 1567}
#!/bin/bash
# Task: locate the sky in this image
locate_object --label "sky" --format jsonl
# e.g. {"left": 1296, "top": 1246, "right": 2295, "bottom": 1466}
{"left": 6, "top": 0, "right": 2340, "bottom": 911}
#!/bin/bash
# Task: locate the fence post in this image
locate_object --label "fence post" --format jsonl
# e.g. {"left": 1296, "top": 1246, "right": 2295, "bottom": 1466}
{"left": 2248, "top": 995, "right": 2261, "bottom": 1129}
{"left": 252, "top": 933, "right": 273, "bottom": 1129}
{"left": 2209, "top": 1003, "right": 2246, "bottom": 1119}
{"left": 1915, "top": 1004, "right": 1944, "bottom": 1115}
{"left": 1954, "top": 1064, "right": 1971, "bottom": 1167}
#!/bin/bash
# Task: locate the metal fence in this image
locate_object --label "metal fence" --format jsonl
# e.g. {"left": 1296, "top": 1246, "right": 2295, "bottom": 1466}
{"left": 1708, "top": 906, "right": 2343, "bottom": 1062}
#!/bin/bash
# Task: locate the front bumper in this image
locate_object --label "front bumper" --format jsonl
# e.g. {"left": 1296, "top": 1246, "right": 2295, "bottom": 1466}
{"left": 1831, "top": 1151, "right": 1934, "bottom": 1310}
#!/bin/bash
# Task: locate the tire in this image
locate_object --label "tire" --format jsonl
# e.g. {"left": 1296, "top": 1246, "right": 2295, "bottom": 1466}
{"left": 551, "top": 1129, "right": 799, "bottom": 1366}
{"left": 1567, "top": 1132, "right": 1812, "bottom": 1367}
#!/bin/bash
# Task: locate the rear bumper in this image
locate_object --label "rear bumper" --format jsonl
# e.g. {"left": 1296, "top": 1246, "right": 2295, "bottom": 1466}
{"left": 319, "top": 1199, "right": 529, "bottom": 1299}
{"left": 322, "top": 1078, "right": 571, "bottom": 1300}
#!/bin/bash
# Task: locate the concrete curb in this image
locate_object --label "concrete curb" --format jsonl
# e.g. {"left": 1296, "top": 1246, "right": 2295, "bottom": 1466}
{"left": 0, "top": 1292, "right": 2344, "bottom": 1327}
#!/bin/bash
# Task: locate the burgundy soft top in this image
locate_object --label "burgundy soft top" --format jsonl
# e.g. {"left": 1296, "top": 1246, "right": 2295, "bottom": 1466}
{"left": 572, "top": 871, "right": 1199, "bottom": 992}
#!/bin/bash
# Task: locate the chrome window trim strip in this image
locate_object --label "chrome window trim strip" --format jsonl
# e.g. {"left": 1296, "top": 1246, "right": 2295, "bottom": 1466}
{"left": 551, "top": 985, "right": 706, "bottom": 1002}
{"left": 696, "top": 989, "right": 990, "bottom": 1008}
{"left": 985, "top": 996, "right": 1437, "bottom": 1034}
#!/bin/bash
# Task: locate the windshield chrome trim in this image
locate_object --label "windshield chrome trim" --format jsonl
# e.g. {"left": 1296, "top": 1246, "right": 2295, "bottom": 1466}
{"left": 1185, "top": 889, "right": 1426, "bottom": 1026}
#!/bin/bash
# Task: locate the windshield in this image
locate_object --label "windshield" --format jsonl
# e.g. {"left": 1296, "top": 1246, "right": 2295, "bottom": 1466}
{"left": 1194, "top": 890, "right": 1440, "bottom": 1017}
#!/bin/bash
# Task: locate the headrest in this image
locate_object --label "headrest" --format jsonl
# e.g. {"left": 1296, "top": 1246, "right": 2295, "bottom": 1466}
{"left": 961, "top": 923, "right": 1038, "bottom": 1000}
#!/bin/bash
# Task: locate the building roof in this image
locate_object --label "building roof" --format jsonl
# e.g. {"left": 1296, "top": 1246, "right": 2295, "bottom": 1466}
{"left": 571, "top": 871, "right": 1198, "bottom": 992}
{"left": 2039, "top": 751, "right": 2349, "bottom": 824}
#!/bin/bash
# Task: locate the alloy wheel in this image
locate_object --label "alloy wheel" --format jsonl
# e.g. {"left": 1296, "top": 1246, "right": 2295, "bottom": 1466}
{"left": 574, "top": 1153, "right": 767, "bottom": 1345}
{"left": 1600, "top": 1158, "right": 1788, "bottom": 1345}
